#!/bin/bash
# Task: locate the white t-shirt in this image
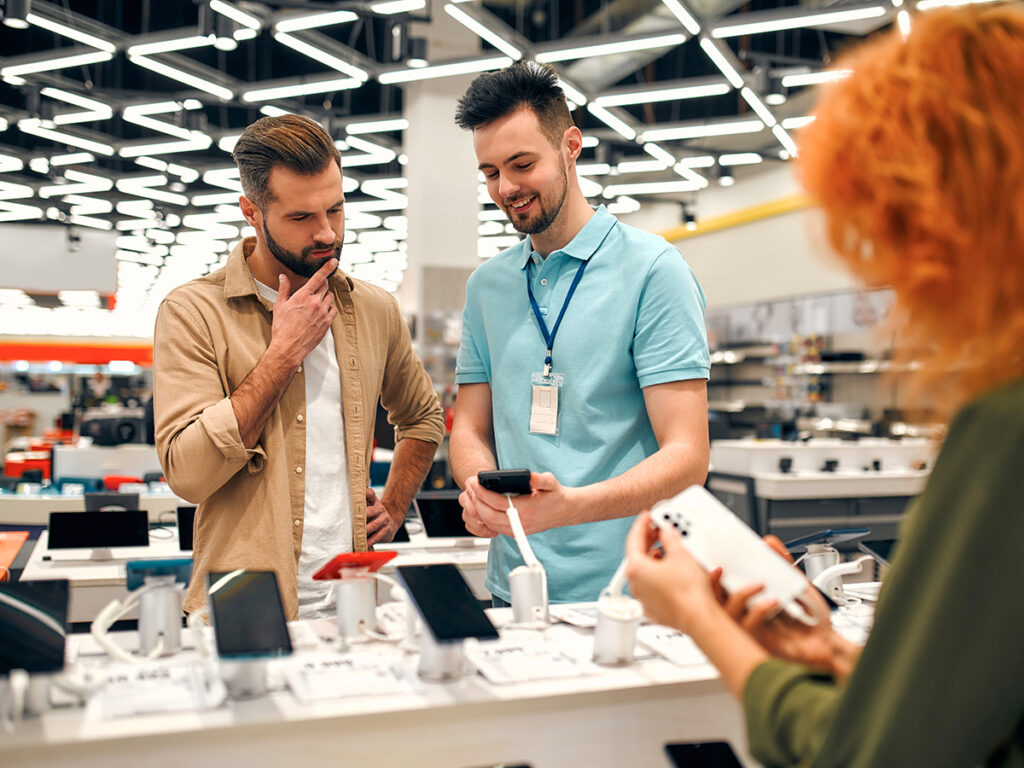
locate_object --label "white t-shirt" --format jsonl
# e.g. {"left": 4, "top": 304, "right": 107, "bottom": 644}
{"left": 256, "top": 279, "right": 353, "bottom": 620}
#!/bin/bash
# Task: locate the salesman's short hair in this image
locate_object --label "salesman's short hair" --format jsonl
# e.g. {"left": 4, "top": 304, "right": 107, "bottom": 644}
{"left": 454, "top": 60, "right": 574, "bottom": 148}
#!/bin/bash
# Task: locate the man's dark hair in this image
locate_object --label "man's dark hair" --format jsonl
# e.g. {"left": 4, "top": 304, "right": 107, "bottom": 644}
{"left": 454, "top": 61, "right": 574, "bottom": 148}
{"left": 232, "top": 114, "right": 342, "bottom": 209}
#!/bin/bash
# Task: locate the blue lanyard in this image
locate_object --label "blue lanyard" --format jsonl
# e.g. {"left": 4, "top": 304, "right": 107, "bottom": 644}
{"left": 526, "top": 256, "right": 589, "bottom": 376}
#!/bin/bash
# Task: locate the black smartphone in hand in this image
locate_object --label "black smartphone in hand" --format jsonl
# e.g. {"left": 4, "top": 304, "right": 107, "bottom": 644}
{"left": 477, "top": 469, "right": 531, "bottom": 495}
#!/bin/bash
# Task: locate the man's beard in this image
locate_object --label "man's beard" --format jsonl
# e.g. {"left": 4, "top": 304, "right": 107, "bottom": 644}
{"left": 504, "top": 162, "right": 568, "bottom": 236}
{"left": 262, "top": 219, "right": 341, "bottom": 279}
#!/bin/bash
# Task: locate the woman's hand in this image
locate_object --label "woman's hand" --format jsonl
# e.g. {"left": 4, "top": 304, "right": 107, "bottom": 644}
{"left": 624, "top": 511, "right": 718, "bottom": 633}
{"left": 710, "top": 535, "right": 862, "bottom": 682}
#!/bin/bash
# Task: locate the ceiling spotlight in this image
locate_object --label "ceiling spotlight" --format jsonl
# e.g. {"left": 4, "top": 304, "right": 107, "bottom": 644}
{"left": 2, "top": 0, "right": 31, "bottom": 29}
{"left": 406, "top": 37, "right": 428, "bottom": 68}
{"left": 765, "top": 76, "right": 787, "bottom": 106}
{"left": 214, "top": 14, "right": 239, "bottom": 51}
{"left": 682, "top": 204, "right": 698, "bottom": 232}
{"left": 716, "top": 163, "right": 735, "bottom": 187}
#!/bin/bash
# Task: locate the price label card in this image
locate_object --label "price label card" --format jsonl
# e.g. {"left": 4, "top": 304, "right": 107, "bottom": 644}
{"left": 636, "top": 626, "right": 708, "bottom": 668}
{"left": 283, "top": 655, "right": 413, "bottom": 704}
{"left": 465, "top": 639, "right": 598, "bottom": 685}
{"left": 93, "top": 661, "right": 222, "bottom": 719}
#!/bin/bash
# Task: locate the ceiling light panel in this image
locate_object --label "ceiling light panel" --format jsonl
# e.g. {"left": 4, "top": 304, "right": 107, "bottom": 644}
{"left": 660, "top": 0, "right": 702, "bottom": 35}
{"left": 444, "top": 5, "right": 523, "bottom": 60}
{"left": 26, "top": 14, "right": 117, "bottom": 53}
{"left": 712, "top": 6, "right": 887, "bottom": 37}
{"left": 378, "top": 56, "right": 512, "bottom": 83}
{"left": 535, "top": 32, "right": 687, "bottom": 63}
{"left": 1, "top": 50, "right": 114, "bottom": 78}
{"left": 272, "top": 32, "right": 369, "bottom": 81}
{"left": 642, "top": 119, "right": 764, "bottom": 142}
{"left": 274, "top": 10, "right": 357, "bottom": 32}
{"left": 594, "top": 80, "right": 732, "bottom": 107}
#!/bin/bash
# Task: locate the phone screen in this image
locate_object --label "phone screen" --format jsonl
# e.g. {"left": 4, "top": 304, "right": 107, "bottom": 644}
{"left": 177, "top": 506, "right": 196, "bottom": 551}
{"left": 207, "top": 571, "right": 292, "bottom": 659}
{"left": 48, "top": 509, "right": 149, "bottom": 549}
{"left": 477, "top": 469, "right": 532, "bottom": 495}
{"left": 664, "top": 741, "right": 745, "bottom": 768}
{"left": 397, "top": 564, "right": 499, "bottom": 643}
{"left": 0, "top": 580, "right": 69, "bottom": 675}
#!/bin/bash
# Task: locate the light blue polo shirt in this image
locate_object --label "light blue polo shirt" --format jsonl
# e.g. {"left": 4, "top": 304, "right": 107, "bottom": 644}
{"left": 457, "top": 205, "right": 709, "bottom": 603}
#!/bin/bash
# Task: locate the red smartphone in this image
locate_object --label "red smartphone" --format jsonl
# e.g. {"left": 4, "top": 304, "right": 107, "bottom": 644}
{"left": 312, "top": 551, "right": 398, "bottom": 580}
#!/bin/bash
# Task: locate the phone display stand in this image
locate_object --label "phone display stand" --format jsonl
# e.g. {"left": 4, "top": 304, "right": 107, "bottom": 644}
{"left": 335, "top": 576, "right": 379, "bottom": 644}
{"left": 509, "top": 564, "right": 549, "bottom": 626}
{"left": 417, "top": 632, "right": 465, "bottom": 682}
{"left": 801, "top": 545, "right": 873, "bottom": 605}
{"left": 504, "top": 499, "right": 549, "bottom": 628}
{"left": 592, "top": 594, "right": 642, "bottom": 666}
{"left": 220, "top": 658, "right": 268, "bottom": 699}
{"left": 138, "top": 575, "right": 186, "bottom": 657}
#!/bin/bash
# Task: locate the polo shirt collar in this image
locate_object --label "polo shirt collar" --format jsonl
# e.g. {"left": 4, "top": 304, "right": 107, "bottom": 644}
{"left": 518, "top": 204, "right": 617, "bottom": 268}
{"left": 223, "top": 236, "right": 354, "bottom": 303}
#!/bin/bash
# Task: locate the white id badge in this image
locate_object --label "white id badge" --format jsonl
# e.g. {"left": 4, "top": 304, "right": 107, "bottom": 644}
{"left": 529, "top": 372, "right": 563, "bottom": 435}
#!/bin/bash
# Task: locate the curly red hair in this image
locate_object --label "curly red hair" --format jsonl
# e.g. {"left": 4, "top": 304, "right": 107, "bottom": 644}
{"left": 799, "top": 5, "right": 1024, "bottom": 416}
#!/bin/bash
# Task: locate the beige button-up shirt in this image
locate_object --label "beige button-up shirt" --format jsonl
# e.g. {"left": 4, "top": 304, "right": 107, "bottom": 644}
{"left": 153, "top": 238, "right": 444, "bottom": 619}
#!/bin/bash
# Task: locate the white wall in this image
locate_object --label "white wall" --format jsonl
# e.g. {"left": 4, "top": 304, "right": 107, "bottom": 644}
{"left": 0, "top": 224, "right": 117, "bottom": 294}
{"left": 663, "top": 164, "right": 859, "bottom": 309}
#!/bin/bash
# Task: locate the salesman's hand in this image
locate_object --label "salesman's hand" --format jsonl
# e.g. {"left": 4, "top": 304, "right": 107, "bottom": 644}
{"left": 268, "top": 258, "right": 338, "bottom": 367}
{"left": 365, "top": 487, "right": 400, "bottom": 547}
{"left": 459, "top": 471, "right": 579, "bottom": 538}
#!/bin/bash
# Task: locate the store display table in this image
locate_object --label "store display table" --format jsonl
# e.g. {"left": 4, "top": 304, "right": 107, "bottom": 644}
{"left": 0, "top": 612, "right": 753, "bottom": 768}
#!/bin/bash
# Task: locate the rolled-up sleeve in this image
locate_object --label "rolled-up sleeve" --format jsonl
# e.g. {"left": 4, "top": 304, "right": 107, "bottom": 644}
{"left": 153, "top": 297, "right": 266, "bottom": 503}
{"left": 379, "top": 295, "right": 444, "bottom": 446}
{"left": 743, "top": 659, "right": 841, "bottom": 768}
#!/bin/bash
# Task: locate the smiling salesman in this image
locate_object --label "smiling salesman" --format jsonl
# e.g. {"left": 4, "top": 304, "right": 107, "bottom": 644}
{"left": 449, "top": 61, "right": 712, "bottom": 606}
{"left": 152, "top": 115, "right": 443, "bottom": 620}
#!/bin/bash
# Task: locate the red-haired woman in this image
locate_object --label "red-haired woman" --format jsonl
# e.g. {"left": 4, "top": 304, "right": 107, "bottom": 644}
{"left": 626, "top": 6, "right": 1024, "bottom": 767}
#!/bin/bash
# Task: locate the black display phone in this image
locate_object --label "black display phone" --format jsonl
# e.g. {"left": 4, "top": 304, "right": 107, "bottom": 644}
{"left": 126, "top": 558, "right": 192, "bottom": 591}
{"left": 0, "top": 580, "right": 70, "bottom": 675}
{"left": 478, "top": 469, "right": 531, "bottom": 495}
{"left": 415, "top": 490, "right": 471, "bottom": 538}
{"left": 396, "top": 564, "right": 499, "bottom": 643}
{"left": 784, "top": 527, "right": 870, "bottom": 554}
{"left": 664, "top": 741, "right": 745, "bottom": 768}
{"left": 206, "top": 571, "right": 292, "bottom": 659}
{"left": 177, "top": 506, "right": 196, "bottom": 551}
{"left": 84, "top": 492, "right": 140, "bottom": 512}
{"left": 48, "top": 509, "right": 149, "bottom": 549}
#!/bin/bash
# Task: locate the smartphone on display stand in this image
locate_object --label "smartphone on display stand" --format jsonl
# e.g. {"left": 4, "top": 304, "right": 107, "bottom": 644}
{"left": 206, "top": 571, "right": 292, "bottom": 659}
{"left": 664, "top": 741, "right": 745, "bottom": 768}
{"left": 125, "top": 558, "right": 193, "bottom": 590}
{"left": 396, "top": 564, "right": 499, "bottom": 643}
{"left": 478, "top": 469, "right": 532, "bottom": 495}
{"left": 312, "top": 551, "right": 397, "bottom": 581}
{"left": 0, "top": 580, "right": 70, "bottom": 675}
{"left": 784, "top": 527, "right": 871, "bottom": 554}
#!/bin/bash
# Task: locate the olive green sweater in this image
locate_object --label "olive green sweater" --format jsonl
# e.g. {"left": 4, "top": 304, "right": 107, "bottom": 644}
{"left": 744, "top": 377, "right": 1024, "bottom": 768}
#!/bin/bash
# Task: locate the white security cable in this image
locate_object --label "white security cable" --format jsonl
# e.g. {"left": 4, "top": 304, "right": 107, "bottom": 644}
{"left": 90, "top": 585, "right": 167, "bottom": 664}
{"left": 505, "top": 494, "right": 540, "bottom": 567}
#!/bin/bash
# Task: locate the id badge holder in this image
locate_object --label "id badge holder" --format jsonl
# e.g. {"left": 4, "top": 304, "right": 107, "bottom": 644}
{"left": 529, "top": 372, "right": 563, "bottom": 436}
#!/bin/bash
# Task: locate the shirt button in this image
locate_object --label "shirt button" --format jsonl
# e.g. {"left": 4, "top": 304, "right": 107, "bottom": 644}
{"left": 297, "top": 365, "right": 303, "bottom": 373}
{"left": 294, "top": 519, "right": 301, "bottom": 527}
{"left": 295, "top": 466, "right": 303, "bottom": 474}
{"left": 296, "top": 414, "right": 304, "bottom": 422}
{"left": 540, "top": 278, "right": 548, "bottom": 286}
